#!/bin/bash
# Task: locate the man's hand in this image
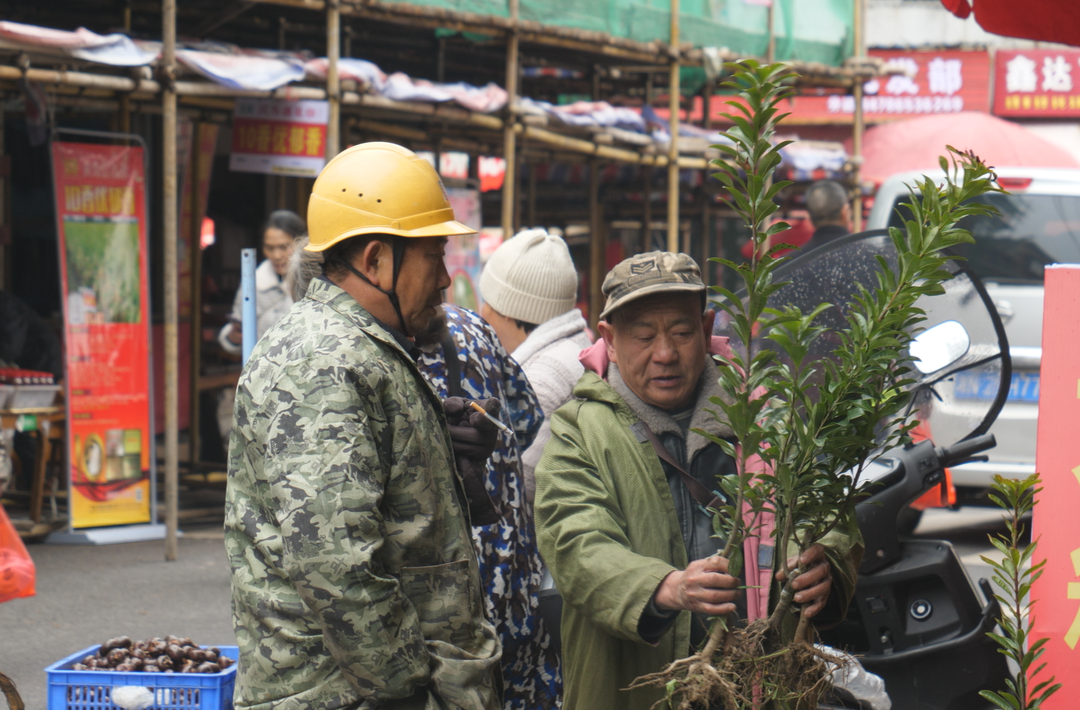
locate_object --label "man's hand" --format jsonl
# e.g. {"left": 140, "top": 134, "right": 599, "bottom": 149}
{"left": 775, "top": 543, "right": 832, "bottom": 618}
{"left": 443, "top": 397, "right": 501, "bottom": 460}
{"left": 227, "top": 324, "right": 243, "bottom": 346}
{"left": 654, "top": 555, "right": 739, "bottom": 616}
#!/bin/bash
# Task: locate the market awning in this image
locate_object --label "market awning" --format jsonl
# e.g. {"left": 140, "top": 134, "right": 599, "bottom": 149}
{"left": 939, "top": 0, "right": 1080, "bottom": 46}
{"left": 857, "top": 111, "right": 1080, "bottom": 185}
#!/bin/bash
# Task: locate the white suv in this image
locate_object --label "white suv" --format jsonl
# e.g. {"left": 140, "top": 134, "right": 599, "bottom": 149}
{"left": 867, "top": 168, "right": 1080, "bottom": 502}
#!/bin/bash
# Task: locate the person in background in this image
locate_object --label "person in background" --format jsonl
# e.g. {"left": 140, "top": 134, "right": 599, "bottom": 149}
{"left": 226, "top": 142, "right": 501, "bottom": 709}
{"left": 0, "top": 290, "right": 62, "bottom": 380}
{"left": 479, "top": 229, "right": 592, "bottom": 504}
{"left": 802, "top": 180, "right": 852, "bottom": 253}
{"left": 217, "top": 209, "right": 305, "bottom": 354}
{"left": 289, "top": 242, "right": 562, "bottom": 708}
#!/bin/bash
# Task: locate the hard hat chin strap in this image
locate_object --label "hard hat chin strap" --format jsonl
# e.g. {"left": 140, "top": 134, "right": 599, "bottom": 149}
{"left": 344, "top": 237, "right": 411, "bottom": 338}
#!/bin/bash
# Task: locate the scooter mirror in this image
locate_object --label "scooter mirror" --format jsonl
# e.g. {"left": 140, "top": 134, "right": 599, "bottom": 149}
{"left": 910, "top": 320, "right": 970, "bottom": 374}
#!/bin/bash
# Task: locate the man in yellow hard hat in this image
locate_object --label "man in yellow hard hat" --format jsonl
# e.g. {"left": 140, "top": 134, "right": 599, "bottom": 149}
{"left": 225, "top": 142, "right": 502, "bottom": 710}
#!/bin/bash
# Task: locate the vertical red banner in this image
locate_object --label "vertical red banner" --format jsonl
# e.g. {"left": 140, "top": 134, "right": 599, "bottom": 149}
{"left": 1032, "top": 264, "right": 1080, "bottom": 703}
{"left": 52, "top": 142, "right": 152, "bottom": 529}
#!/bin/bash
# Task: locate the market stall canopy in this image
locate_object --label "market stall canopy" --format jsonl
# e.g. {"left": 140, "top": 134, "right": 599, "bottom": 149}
{"left": 939, "top": 0, "right": 1080, "bottom": 46}
{"left": 857, "top": 111, "right": 1080, "bottom": 185}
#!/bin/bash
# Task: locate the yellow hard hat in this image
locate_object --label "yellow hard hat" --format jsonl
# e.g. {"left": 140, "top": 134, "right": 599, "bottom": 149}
{"left": 305, "top": 142, "right": 475, "bottom": 252}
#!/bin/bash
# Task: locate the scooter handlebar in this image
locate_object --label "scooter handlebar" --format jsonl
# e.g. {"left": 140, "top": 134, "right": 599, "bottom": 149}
{"left": 937, "top": 433, "right": 996, "bottom": 469}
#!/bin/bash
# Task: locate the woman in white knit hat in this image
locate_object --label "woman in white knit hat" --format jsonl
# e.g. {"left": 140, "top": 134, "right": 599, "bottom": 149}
{"left": 480, "top": 228, "right": 593, "bottom": 504}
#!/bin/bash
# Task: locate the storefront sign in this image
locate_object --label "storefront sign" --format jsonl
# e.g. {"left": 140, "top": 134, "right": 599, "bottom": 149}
{"left": 229, "top": 98, "right": 328, "bottom": 176}
{"left": 52, "top": 142, "right": 152, "bottom": 529}
{"left": 994, "top": 49, "right": 1080, "bottom": 117}
{"left": 1032, "top": 264, "right": 1080, "bottom": 708}
{"left": 717, "top": 49, "right": 991, "bottom": 124}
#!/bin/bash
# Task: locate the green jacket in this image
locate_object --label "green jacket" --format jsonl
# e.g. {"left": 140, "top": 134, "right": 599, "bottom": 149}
{"left": 534, "top": 367, "right": 861, "bottom": 710}
{"left": 225, "top": 277, "right": 501, "bottom": 710}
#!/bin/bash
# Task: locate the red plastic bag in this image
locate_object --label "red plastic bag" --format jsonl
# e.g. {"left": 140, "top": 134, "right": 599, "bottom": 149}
{"left": 0, "top": 505, "right": 35, "bottom": 603}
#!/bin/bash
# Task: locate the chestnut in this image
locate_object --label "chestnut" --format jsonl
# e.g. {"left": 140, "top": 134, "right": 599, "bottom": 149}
{"left": 114, "top": 663, "right": 137, "bottom": 672}
{"left": 165, "top": 644, "right": 185, "bottom": 662}
{"left": 143, "top": 664, "right": 160, "bottom": 673}
{"left": 156, "top": 655, "right": 174, "bottom": 670}
{"left": 147, "top": 638, "right": 166, "bottom": 655}
{"left": 196, "top": 662, "right": 220, "bottom": 674}
{"left": 202, "top": 649, "right": 219, "bottom": 663}
{"left": 218, "top": 656, "right": 233, "bottom": 669}
{"left": 131, "top": 648, "right": 147, "bottom": 661}
{"left": 73, "top": 664, "right": 88, "bottom": 671}
{"left": 82, "top": 655, "right": 96, "bottom": 665}
{"left": 107, "top": 648, "right": 130, "bottom": 665}
{"left": 129, "top": 657, "right": 144, "bottom": 670}
{"left": 188, "top": 649, "right": 207, "bottom": 663}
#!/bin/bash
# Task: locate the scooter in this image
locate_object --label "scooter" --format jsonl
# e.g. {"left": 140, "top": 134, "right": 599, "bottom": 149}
{"left": 717, "top": 230, "right": 1014, "bottom": 709}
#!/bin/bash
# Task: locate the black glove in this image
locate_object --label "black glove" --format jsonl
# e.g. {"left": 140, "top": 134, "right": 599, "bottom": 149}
{"left": 443, "top": 397, "right": 502, "bottom": 460}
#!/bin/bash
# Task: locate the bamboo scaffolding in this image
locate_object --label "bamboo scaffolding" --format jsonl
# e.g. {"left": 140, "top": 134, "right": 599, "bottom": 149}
{"left": 852, "top": 0, "right": 864, "bottom": 231}
{"left": 667, "top": 0, "right": 680, "bottom": 253}
{"left": 588, "top": 157, "right": 604, "bottom": 331}
{"left": 163, "top": 0, "right": 180, "bottom": 562}
{"left": 501, "top": 0, "right": 519, "bottom": 238}
{"left": 326, "top": 0, "right": 341, "bottom": 159}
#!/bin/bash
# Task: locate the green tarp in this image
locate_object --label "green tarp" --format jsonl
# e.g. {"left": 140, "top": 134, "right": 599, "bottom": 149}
{"left": 395, "top": 0, "right": 852, "bottom": 67}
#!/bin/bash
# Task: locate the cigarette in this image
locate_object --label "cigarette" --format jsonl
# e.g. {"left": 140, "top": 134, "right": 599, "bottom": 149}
{"left": 469, "top": 400, "right": 513, "bottom": 435}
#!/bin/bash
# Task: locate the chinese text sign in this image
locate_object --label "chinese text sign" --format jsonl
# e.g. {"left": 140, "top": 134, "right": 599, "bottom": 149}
{"left": 229, "top": 98, "right": 328, "bottom": 176}
{"left": 995, "top": 49, "right": 1080, "bottom": 117}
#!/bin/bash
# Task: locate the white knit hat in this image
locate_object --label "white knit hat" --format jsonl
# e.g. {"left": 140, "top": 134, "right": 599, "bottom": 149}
{"left": 479, "top": 228, "right": 578, "bottom": 325}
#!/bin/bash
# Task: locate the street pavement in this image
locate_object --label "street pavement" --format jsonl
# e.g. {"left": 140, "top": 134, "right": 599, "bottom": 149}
{"left": 0, "top": 524, "right": 233, "bottom": 710}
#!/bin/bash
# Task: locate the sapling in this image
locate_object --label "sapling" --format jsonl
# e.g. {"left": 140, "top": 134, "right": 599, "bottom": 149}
{"left": 980, "top": 474, "right": 1062, "bottom": 710}
{"left": 631, "top": 60, "right": 1002, "bottom": 709}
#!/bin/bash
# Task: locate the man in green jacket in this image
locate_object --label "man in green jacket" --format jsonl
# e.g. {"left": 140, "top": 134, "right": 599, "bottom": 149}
{"left": 534, "top": 252, "right": 861, "bottom": 710}
{"left": 226, "top": 143, "right": 501, "bottom": 710}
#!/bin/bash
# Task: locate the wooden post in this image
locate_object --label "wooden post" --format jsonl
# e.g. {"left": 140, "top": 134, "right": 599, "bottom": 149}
{"left": 527, "top": 162, "right": 537, "bottom": 229}
{"left": 120, "top": 4, "right": 132, "bottom": 135}
{"left": 588, "top": 158, "right": 605, "bottom": 331}
{"left": 643, "top": 73, "right": 653, "bottom": 251}
{"left": 188, "top": 123, "right": 205, "bottom": 475}
{"left": 162, "top": 0, "right": 179, "bottom": 561}
{"left": 501, "top": 0, "right": 520, "bottom": 238}
{"left": 767, "top": 0, "right": 776, "bottom": 62}
{"left": 852, "top": 0, "right": 864, "bottom": 231}
{"left": 326, "top": 1, "right": 341, "bottom": 160}
{"left": 667, "top": 0, "right": 680, "bottom": 253}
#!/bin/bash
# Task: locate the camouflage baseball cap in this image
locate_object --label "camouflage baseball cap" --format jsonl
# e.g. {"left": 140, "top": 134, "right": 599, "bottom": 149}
{"left": 599, "top": 251, "right": 705, "bottom": 321}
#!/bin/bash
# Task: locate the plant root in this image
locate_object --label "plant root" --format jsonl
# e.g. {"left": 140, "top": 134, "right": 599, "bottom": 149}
{"left": 629, "top": 620, "right": 846, "bottom": 709}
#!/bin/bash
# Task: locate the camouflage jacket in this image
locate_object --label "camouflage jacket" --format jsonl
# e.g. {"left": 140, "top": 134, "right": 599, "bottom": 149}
{"left": 225, "top": 277, "right": 501, "bottom": 710}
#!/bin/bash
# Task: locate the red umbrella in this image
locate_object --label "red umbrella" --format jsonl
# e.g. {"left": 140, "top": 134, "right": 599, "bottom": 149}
{"left": 856, "top": 111, "right": 1079, "bottom": 185}
{"left": 940, "top": 0, "right": 1080, "bottom": 46}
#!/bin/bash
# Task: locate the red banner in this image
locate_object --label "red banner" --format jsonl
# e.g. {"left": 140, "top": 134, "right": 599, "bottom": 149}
{"left": 994, "top": 49, "right": 1080, "bottom": 118}
{"left": 229, "top": 98, "right": 328, "bottom": 176}
{"left": 52, "top": 142, "right": 153, "bottom": 529}
{"left": 1031, "top": 264, "right": 1080, "bottom": 705}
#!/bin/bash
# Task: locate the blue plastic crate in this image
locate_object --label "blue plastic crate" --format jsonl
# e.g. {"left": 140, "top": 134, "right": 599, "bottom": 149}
{"left": 45, "top": 645, "right": 238, "bottom": 710}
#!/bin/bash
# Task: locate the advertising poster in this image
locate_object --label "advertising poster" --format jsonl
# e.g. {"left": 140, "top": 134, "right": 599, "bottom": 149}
{"left": 52, "top": 142, "right": 152, "bottom": 529}
{"left": 444, "top": 187, "right": 482, "bottom": 310}
{"left": 994, "top": 49, "right": 1080, "bottom": 118}
{"left": 229, "top": 98, "right": 328, "bottom": 176}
